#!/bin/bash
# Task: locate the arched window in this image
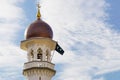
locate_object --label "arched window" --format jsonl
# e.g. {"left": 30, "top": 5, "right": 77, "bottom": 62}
{"left": 37, "top": 53, "right": 42, "bottom": 59}
{"left": 46, "top": 50, "right": 49, "bottom": 61}
{"left": 39, "top": 77, "right": 41, "bottom": 80}
{"left": 37, "top": 48, "right": 42, "bottom": 60}
{"left": 31, "top": 50, "right": 34, "bottom": 58}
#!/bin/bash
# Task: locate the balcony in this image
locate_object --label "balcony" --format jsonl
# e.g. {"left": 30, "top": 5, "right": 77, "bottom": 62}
{"left": 24, "top": 61, "right": 55, "bottom": 70}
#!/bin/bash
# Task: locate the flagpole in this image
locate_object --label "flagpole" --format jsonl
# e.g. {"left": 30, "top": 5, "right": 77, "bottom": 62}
{"left": 50, "top": 50, "right": 55, "bottom": 62}
{"left": 50, "top": 41, "right": 58, "bottom": 61}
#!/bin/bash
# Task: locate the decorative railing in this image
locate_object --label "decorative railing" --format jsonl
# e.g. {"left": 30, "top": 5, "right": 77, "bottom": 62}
{"left": 24, "top": 61, "right": 55, "bottom": 70}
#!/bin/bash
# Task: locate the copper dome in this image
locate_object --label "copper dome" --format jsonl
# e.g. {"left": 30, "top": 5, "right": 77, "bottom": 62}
{"left": 25, "top": 19, "right": 53, "bottom": 39}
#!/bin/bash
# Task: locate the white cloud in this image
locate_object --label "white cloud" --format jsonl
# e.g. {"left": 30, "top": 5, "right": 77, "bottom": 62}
{"left": 40, "top": 0, "right": 120, "bottom": 80}
{"left": 0, "top": 0, "right": 119, "bottom": 80}
{"left": 0, "top": 0, "right": 26, "bottom": 80}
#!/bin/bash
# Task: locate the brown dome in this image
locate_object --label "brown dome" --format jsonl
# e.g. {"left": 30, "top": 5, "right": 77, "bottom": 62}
{"left": 25, "top": 19, "right": 53, "bottom": 39}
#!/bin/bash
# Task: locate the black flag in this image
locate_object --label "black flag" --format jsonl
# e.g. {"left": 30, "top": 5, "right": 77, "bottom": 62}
{"left": 55, "top": 43, "right": 64, "bottom": 55}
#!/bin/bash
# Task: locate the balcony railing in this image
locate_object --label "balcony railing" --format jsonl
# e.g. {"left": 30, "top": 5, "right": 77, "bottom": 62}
{"left": 24, "top": 61, "right": 55, "bottom": 70}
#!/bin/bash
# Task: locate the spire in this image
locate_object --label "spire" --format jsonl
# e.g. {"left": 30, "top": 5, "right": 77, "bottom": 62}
{"left": 37, "top": 3, "right": 41, "bottom": 19}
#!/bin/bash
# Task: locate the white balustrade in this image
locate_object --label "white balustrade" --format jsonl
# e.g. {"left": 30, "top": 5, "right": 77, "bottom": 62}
{"left": 24, "top": 61, "right": 55, "bottom": 70}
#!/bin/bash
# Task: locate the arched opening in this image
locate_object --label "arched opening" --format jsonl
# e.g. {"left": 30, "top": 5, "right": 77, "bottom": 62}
{"left": 46, "top": 50, "right": 49, "bottom": 61}
{"left": 30, "top": 49, "right": 34, "bottom": 59}
{"left": 37, "top": 48, "right": 42, "bottom": 61}
{"left": 46, "top": 53, "right": 48, "bottom": 61}
{"left": 37, "top": 53, "right": 42, "bottom": 60}
{"left": 39, "top": 77, "right": 41, "bottom": 80}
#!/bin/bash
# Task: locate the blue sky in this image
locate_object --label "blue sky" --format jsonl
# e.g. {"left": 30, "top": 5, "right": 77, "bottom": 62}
{"left": 0, "top": 0, "right": 120, "bottom": 80}
{"left": 106, "top": 0, "right": 120, "bottom": 31}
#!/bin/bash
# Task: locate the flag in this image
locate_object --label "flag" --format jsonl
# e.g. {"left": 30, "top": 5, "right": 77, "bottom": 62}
{"left": 55, "top": 43, "right": 64, "bottom": 55}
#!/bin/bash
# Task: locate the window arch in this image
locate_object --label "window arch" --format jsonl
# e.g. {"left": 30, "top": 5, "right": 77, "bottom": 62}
{"left": 30, "top": 49, "right": 34, "bottom": 58}
{"left": 37, "top": 48, "right": 42, "bottom": 60}
{"left": 46, "top": 50, "right": 49, "bottom": 61}
{"left": 37, "top": 53, "right": 42, "bottom": 60}
{"left": 39, "top": 77, "right": 41, "bottom": 80}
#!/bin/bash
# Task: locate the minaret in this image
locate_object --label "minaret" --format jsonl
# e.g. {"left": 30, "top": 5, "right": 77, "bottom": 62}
{"left": 20, "top": 3, "right": 56, "bottom": 80}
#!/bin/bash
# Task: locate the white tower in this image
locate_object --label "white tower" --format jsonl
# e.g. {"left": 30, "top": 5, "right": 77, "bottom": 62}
{"left": 20, "top": 4, "right": 56, "bottom": 80}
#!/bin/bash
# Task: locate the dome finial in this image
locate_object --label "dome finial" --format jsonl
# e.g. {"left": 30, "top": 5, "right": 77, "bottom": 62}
{"left": 37, "top": 2, "right": 41, "bottom": 19}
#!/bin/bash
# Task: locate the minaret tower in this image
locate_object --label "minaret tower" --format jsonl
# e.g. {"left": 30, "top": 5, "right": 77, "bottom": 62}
{"left": 20, "top": 3, "right": 56, "bottom": 80}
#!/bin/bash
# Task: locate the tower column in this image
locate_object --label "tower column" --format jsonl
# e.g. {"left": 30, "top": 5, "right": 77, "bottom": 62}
{"left": 34, "top": 50, "right": 38, "bottom": 61}
{"left": 43, "top": 51, "right": 46, "bottom": 61}
{"left": 47, "top": 50, "right": 51, "bottom": 62}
